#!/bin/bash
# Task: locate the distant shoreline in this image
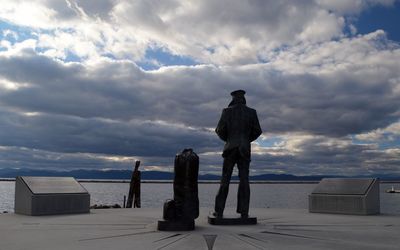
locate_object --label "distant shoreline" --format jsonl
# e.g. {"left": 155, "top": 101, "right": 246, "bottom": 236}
{"left": 1, "top": 178, "right": 400, "bottom": 184}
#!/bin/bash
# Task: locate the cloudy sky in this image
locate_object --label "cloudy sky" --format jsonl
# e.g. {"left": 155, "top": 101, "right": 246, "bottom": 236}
{"left": 0, "top": 0, "right": 399, "bottom": 176}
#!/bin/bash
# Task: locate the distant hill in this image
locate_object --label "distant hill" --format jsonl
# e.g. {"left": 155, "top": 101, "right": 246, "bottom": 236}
{"left": 0, "top": 168, "right": 173, "bottom": 180}
{"left": 0, "top": 168, "right": 399, "bottom": 181}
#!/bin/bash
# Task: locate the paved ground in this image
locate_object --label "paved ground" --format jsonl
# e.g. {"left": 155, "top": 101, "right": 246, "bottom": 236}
{"left": 0, "top": 208, "right": 399, "bottom": 250}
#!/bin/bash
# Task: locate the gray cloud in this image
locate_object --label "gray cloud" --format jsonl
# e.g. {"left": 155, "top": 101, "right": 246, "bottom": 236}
{"left": 0, "top": 47, "right": 399, "bottom": 174}
{"left": 249, "top": 135, "right": 400, "bottom": 176}
{"left": 1, "top": 134, "right": 399, "bottom": 177}
{"left": 0, "top": 107, "right": 218, "bottom": 158}
{"left": 0, "top": 1, "right": 399, "bottom": 175}
{"left": 1, "top": 0, "right": 382, "bottom": 64}
{"left": 1, "top": 46, "right": 399, "bottom": 137}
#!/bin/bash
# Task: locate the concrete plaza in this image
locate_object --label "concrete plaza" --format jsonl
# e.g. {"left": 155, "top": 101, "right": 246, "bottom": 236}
{"left": 0, "top": 207, "right": 399, "bottom": 249}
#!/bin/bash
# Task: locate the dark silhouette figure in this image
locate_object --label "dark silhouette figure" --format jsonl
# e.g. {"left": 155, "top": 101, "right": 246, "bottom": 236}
{"left": 214, "top": 90, "right": 262, "bottom": 218}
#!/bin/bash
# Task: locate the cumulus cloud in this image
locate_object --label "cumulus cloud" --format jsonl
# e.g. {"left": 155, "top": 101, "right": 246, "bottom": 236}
{"left": 3, "top": 0, "right": 395, "bottom": 65}
{"left": 0, "top": 107, "right": 218, "bottom": 157}
{"left": 1, "top": 37, "right": 399, "bottom": 136}
{"left": 250, "top": 134, "right": 400, "bottom": 176}
{"left": 356, "top": 121, "right": 400, "bottom": 141}
{"left": 0, "top": 0, "right": 399, "bottom": 176}
{"left": 316, "top": 0, "right": 396, "bottom": 14}
{"left": 0, "top": 40, "right": 399, "bottom": 173}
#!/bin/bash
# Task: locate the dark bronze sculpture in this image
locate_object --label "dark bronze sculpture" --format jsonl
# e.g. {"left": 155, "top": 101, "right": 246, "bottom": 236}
{"left": 210, "top": 90, "right": 262, "bottom": 224}
{"left": 158, "top": 148, "right": 199, "bottom": 231}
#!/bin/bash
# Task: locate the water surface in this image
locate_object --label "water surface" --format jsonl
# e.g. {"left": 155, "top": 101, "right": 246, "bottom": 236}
{"left": 1, "top": 182, "right": 399, "bottom": 214}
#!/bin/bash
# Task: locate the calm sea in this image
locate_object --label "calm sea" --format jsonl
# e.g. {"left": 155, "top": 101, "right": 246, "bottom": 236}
{"left": 1, "top": 182, "right": 399, "bottom": 214}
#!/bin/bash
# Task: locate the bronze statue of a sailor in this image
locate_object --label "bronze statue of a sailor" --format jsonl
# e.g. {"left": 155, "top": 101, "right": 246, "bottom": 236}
{"left": 213, "top": 90, "right": 262, "bottom": 219}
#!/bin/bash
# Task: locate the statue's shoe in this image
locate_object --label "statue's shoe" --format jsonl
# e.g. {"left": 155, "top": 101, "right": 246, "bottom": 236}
{"left": 212, "top": 211, "right": 223, "bottom": 218}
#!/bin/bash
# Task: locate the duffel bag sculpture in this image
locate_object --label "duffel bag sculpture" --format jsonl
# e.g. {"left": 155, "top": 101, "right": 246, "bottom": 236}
{"left": 158, "top": 148, "right": 199, "bottom": 231}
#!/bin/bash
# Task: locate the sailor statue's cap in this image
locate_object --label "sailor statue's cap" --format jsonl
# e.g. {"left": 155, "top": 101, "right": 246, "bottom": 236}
{"left": 230, "top": 89, "right": 246, "bottom": 97}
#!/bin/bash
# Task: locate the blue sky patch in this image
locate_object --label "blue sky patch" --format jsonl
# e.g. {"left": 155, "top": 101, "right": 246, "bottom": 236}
{"left": 0, "top": 20, "right": 37, "bottom": 44}
{"left": 138, "top": 46, "right": 198, "bottom": 70}
{"left": 353, "top": 2, "right": 400, "bottom": 42}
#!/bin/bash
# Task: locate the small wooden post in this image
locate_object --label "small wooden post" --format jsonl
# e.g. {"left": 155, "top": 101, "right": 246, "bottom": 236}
{"left": 127, "top": 161, "right": 141, "bottom": 208}
{"left": 133, "top": 169, "right": 141, "bottom": 208}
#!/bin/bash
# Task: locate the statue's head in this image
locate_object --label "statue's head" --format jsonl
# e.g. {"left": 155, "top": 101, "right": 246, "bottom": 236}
{"left": 229, "top": 89, "right": 246, "bottom": 106}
